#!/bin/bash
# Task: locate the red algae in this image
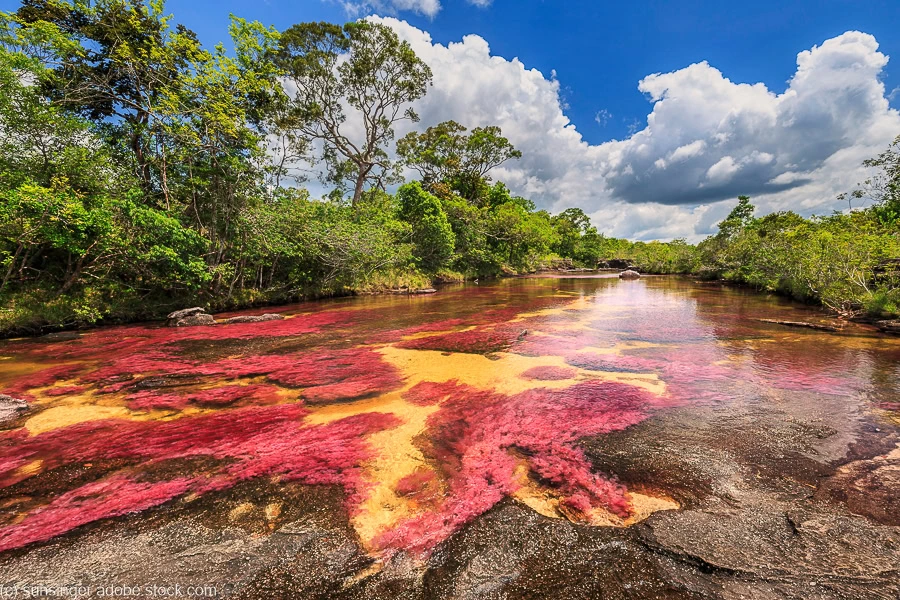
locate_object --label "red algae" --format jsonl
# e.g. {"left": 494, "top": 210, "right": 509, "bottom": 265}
{"left": 0, "top": 474, "right": 196, "bottom": 553}
{"left": 0, "top": 405, "right": 401, "bottom": 550}
{"left": 520, "top": 366, "right": 578, "bottom": 381}
{"left": 402, "top": 381, "right": 459, "bottom": 406}
{"left": 1, "top": 365, "right": 83, "bottom": 400}
{"left": 41, "top": 385, "right": 89, "bottom": 397}
{"left": 373, "top": 380, "right": 655, "bottom": 555}
{"left": 396, "top": 324, "right": 528, "bottom": 354}
{"left": 126, "top": 384, "right": 281, "bottom": 411}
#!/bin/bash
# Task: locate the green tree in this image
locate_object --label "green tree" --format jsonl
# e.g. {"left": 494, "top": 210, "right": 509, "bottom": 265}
{"left": 397, "top": 120, "right": 521, "bottom": 202}
{"left": 397, "top": 182, "right": 454, "bottom": 272}
{"left": 277, "top": 21, "right": 432, "bottom": 207}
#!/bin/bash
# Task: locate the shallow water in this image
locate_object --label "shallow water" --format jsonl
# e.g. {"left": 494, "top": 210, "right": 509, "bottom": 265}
{"left": 1, "top": 275, "right": 898, "bottom": 598}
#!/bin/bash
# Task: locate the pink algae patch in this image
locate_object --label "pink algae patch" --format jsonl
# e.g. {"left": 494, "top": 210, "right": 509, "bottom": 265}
{"left": 126, "top": 384, "right": 281, "bottom": 411}
{"left": 396, "top": 324, "right": 529, "bottom": 355}
{"left": 520, "top": 366, "right": 578, "bottom": 381}
{"left": 374, "top": 379, "right": 659, "bottom": 555}
{"left": 395, "top": 469, "right": 438, "bottom": 497}
{"left": 0, "top": 475, "right": 195, "bottom": 553}
{"left": 1, "top": 365, "right": 83, "bottom": 400}
{"left": 42, "top": 385, "right": 89, "bottom": 397}
{"left": 0, "top": 404, "right": 401, "bottom": 551}
{"left": 402, "top": 381, "right": 459, "bottom": 406}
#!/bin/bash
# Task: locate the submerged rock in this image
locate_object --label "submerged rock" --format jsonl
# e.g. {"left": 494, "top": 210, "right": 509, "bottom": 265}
{"left": 220, "top": 314, "right": 286, "bottom": 325}
{"left": 618, "top": 270, "right": 641, "bottom": 280}
{"left": 757, "top": 318, "right": 840, "bottom": 332}
{"left": 39, "top": 331, "right": 83, "bottom": 342}
{"left": 0, "top": 394, "right": 29, "bottom": 423}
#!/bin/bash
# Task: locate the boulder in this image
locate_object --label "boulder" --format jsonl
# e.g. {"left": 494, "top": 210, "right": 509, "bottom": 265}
{"left": 166, "top": 307, "right": 205, "bottom": 321}
{"left": 166, "top": 307, "right": 215, "bottom": 327}
{"left": 619, "top": 269, "right": 641, "bottom": 280}
{"left": 0, "top": 394, "right": 29, "bottom": 424}
{"left": 220, "top": 314, "right": 286, "bottom": 325}
{"left": 173, "top": 313, "right": 216, "bottom": 327}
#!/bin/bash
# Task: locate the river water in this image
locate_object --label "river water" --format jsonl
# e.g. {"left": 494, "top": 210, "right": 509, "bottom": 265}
{"left": 0, "top": 275, "right": 898, "bottom": 598}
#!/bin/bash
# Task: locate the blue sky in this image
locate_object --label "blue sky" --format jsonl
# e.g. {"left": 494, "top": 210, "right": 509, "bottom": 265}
{"left": 4, "top": 0, "right": 900, "bottom": 239}
{"left": 128, "top": 0, "right": 900, "bottom": 144}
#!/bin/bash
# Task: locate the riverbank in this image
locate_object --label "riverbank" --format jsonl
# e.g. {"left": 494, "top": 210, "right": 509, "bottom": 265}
{"left": 4, "top": 270, "right": 899, "bottom": 340}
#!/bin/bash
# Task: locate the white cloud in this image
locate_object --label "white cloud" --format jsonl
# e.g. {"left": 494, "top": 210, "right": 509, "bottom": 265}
{"left": 357, "top": 20, "right": 900, "bottom": 240}
{"left": 339, "top": 0, "right": 442, "bottom": 18}
{"left": 595, "top": 109, "right": 612, "bottom": 127}
{"left": 705, "top": 156, "right": 739, "bottom": 184}
{"left": 333, "top": 0, "right": 490, "bottom": 17}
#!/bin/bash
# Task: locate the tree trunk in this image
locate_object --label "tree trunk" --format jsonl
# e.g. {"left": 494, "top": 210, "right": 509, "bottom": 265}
{"left": 351, "top": 170, "right": 367, "bottom": 210}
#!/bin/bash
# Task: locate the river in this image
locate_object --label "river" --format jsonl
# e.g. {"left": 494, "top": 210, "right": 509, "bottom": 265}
{"left": 0, "top": 275, "right": 898, "bottom": 599}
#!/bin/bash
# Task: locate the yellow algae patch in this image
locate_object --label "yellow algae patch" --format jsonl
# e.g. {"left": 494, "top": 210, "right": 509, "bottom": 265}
{"left": 228, "top": 502, "right": 255, "bottom": 522}
{"left": 306, "top": 391, "right": 441, "bottom": 548}
{"left": 263, "top": 502, "right": 282, "bottom": 523}
{"left": 22, "top": 390, "right": 213, "bottom": 435}
{"left": 400, "top": 325, "right": 476, "bottom": 341}
{"left": 378, "top": 346, "right": 665, "bottom": 396}
{"left": 23, "top": 405, "right": 141, "bottom": 435}
{"left": 586, "top": 493, "right": 679, "bottom": 527}
{"left": 511, "top": 462, "right": 678, "bottom": 527}
{"left": 13, "top": 460, "right": 43, "bottom": 479}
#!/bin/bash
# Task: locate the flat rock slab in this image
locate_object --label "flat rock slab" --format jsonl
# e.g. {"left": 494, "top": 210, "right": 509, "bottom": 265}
{"left": 220, "top": 314, "right": 286, "bottom": 325}
{"left": 757, "top": 318, "right": 840, "bottom": 332}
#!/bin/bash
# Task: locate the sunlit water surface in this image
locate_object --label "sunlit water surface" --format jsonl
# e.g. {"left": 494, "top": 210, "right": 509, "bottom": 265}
{"left": 1, "top": 275, "right": 898, "bottom": 556}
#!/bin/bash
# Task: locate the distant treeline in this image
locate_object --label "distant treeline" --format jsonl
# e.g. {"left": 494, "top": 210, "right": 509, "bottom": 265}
{"left": 0, "top": 1, "right": 897, "bottom": 334}
{"left": 615, "top": 139, "right": 900, "bottom": 319}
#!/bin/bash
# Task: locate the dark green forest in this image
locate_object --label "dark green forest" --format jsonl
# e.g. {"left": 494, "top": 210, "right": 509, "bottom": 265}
{"left": 1, "top": 0, "right": 898, "bottom": 334}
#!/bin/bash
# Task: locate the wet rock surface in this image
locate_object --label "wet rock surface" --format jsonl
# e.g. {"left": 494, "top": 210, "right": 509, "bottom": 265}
{"left": 0, "top": 394, "right": 28, "bottom": 423}
{"left": 755, "top": 318, "right": 841, "bottom": 332}
{"left": 2, "top": 400, "right": 897, "bottom": 599}
{"left": 619, "top": 270, "right": 641, "bottom": 279}
{"left": 875, "top": 319, "right": 900, "bottom": 334}
{"left": 173, "top": 313, "right": 217, "bottom": 327}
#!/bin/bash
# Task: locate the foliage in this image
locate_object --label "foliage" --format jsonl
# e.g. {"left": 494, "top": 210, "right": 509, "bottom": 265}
{"left": 0, "top": 0, "right": 897, "bottom": 334}
{"left": 694, "top": 197, "right": 900, "bottom": 317}
{"left": 397, "top": 120, "right": 521, "bottom": 202}
{"left": 277, "top": 20, "right": 432, "bottom": 207}
{"left": 397, "top": 182, "right": 454, "bottom": 272}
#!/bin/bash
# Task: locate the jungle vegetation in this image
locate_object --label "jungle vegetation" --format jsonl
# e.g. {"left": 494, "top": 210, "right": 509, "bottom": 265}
{"left": 0, "top": 0, "right": 897, "bottom": 334}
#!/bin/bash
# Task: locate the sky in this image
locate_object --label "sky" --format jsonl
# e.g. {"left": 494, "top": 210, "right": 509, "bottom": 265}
{"left": 4, "top": 0, "right": 900, "bottom": 240}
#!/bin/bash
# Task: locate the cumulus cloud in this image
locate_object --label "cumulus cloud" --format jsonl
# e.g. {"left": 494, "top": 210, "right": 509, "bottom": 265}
{"left": 364, "top": 19, "right": 900, "bottom": 240}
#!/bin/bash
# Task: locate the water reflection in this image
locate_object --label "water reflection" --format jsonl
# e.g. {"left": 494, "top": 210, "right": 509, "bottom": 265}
{"left": 0, "top": 276, "right": 897, "bottom": 556}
